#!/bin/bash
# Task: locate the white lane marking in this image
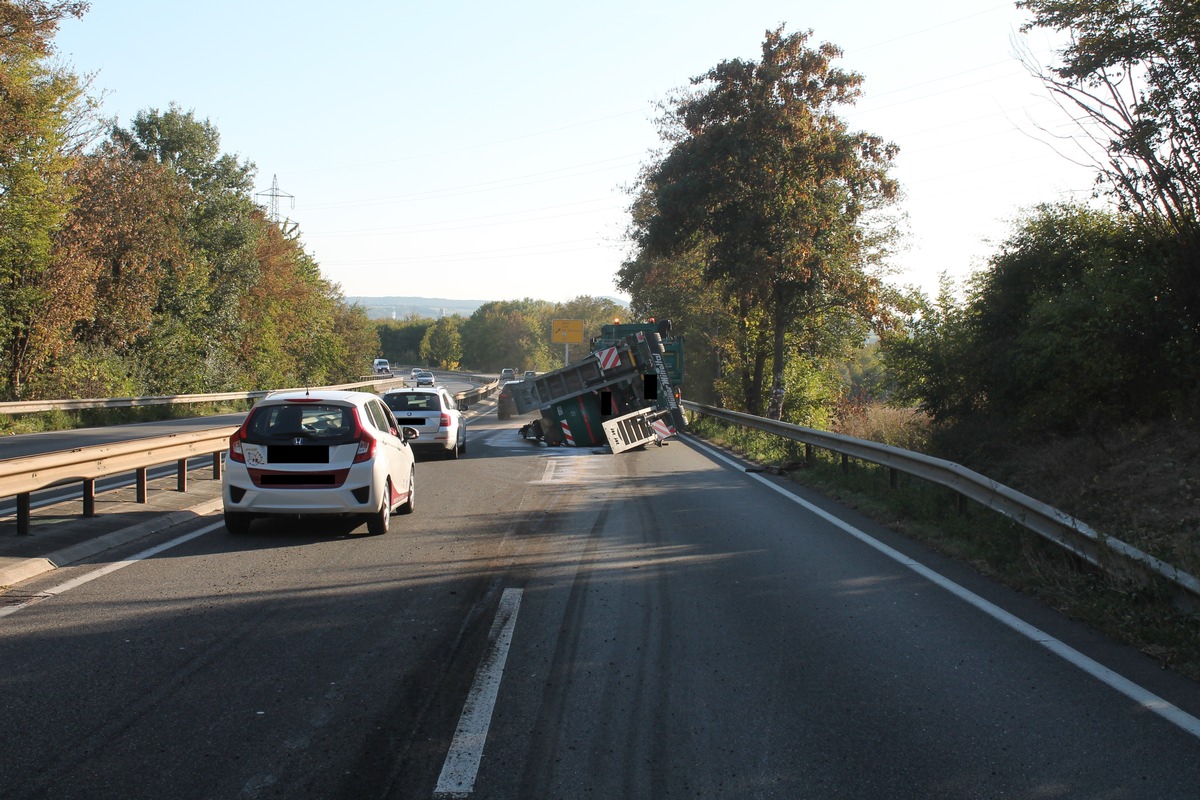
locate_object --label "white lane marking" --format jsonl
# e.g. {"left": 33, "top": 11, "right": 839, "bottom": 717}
{"left": 687, "top": 436, "right": 1200, "bottom": 741}
{"left": 434, "top": 587, "right": 523, "bottom": 798}
{"left": 0, "top": 521, "right": 223, "bottom": 619}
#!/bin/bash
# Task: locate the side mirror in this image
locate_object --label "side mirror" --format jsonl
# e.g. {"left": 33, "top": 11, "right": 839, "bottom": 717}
{"left": 401, "top": 426, "right": 420, "bottom": 442}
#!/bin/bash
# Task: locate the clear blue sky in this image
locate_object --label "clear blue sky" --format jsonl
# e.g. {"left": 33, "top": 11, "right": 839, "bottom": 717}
{"left": 54, "top": 1, "right": 1094, "bottom": 304}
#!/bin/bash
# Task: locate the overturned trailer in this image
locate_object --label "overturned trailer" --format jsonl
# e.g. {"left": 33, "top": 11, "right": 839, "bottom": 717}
{"left": 512, "top": 326, "right": 684, "bottom": 453}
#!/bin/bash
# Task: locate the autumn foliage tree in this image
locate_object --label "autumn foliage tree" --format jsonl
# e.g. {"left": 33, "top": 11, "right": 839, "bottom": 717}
{"left": 1018, "top": 0, "right": 1200, "bottom": 246}
{"left": 420, "top": 316, "right": 463, "bottom": 370}
{"left": 0, "top": 0, "right": 91, "bottom": 398}
{"left": 0, "top": 2, "right": 379, "bottom": 401}
{"left": 458, "top": 299, "right": 555, "bottom": 373}
{"left": 625, "top": 26, "right": 900, "bottom": 419}
{"left": 1018, "top": 0, "right": 1200, "bottom": 369}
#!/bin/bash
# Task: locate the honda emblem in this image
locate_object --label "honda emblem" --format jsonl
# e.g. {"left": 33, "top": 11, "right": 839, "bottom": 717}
{"left": 293, "top": 437, "right": 304, "bottom": 446}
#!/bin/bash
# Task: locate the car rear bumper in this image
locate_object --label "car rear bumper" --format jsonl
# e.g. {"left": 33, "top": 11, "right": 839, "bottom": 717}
{"left": 223, "top": 462, "right": 381, "bottom": 513}
{"left": 411, "top": 431, "right": 453, "bottom": 450}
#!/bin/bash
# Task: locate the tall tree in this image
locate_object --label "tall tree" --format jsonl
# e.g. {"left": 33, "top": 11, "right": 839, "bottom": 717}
{"left": 459, "top": 299, "right": 553, "bottom": 372}
{"left": 0, "top": 0, "right": 91, "bottom": 398}
{"left": 420, "top": 316, "right": 463, "bottom": 370}
{"left": 113, "top": 104, "right": 261, "bottom": 391}
{"left": 1018, "top": 0, "right": 1200, "bottom": 250}
{"left": 629, "top": 26, "right": 899, "bottom": 419}
{"left": 64, "top": 136, "right": 190, "bottom": 350}
{"left": 378, "top": 315, "right": 434, "bottom": 367}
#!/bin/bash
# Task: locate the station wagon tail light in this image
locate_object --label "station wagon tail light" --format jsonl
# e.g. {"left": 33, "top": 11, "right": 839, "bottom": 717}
{"left": 440, "top": 412, "right": 451, "bottom": 428}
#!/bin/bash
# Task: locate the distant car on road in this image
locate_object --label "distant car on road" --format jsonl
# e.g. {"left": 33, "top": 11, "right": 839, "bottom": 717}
{"left": 373, "top": 358, "right": 391, "bottom": 375}
{"left": 222, "top": 389, "right": 417, "bottom": 535}
{"left": 500, "top": 368, "right": 516, "bottom": 381}
{"left": 414, "top": 370, "right": 435, "bottom": 387}
{"left": 382, "top": 386, "right": 466, "bottom": 459}
{"left": 523, "top": 370, "right": 537, "bottom": 379}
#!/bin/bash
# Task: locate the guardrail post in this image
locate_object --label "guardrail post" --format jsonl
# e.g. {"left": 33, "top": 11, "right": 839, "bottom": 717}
{"left": 957, "top": 492, "right": 968, "bottom": 516}
{"left": 136, "top": 467, "right": 148, "bottom": 503}
{"left": 176, "top": 459, "right": 187, "bottom": 492}
{"left": 212, "top": 452, "right": 222, "bottom": 480}
{"left": 805, "top": 443, "right": 813, "bottom": 466}
{"left": 841, "top": 453, "right": 849, "bottom": 474}
{"left": 83, "top": 479, "right": 96, "bottom": 517}
{"left": 17, "top": 493, "right": 30, "bottom": 535}
{"left": 889, "top": 467, "right": 899, "bottom": 490}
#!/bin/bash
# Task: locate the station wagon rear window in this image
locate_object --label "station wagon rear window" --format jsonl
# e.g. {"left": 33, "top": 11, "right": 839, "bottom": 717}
{"left": 383, "top": 392, "right": 441, "bottom": 412}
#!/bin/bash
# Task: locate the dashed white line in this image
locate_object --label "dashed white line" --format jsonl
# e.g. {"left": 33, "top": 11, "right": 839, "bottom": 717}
{"left": 433, "top": 587, "right": 523, "bottom": 798}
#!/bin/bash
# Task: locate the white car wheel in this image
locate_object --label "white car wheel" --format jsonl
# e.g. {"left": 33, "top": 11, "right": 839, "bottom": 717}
{"left": 399, "top": 467, "right": 415, "bottom": 515}
{"left": 367, "top": 480, "right": 392, "bottom": 535}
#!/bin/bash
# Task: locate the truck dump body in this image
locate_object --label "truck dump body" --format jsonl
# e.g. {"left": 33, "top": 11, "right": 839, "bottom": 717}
{"left": 510, "top": 343, "right": 641, "bottom": 415}
{"left": 509, "top": 323, "right": 684, "bottom": 450}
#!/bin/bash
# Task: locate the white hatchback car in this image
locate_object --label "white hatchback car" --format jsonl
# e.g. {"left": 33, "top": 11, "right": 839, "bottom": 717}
{"left": 382, "top": 386, "right": 466, "bottom": 459}
{"left": 222, "top": 390, "right": 417, "bottom": 534}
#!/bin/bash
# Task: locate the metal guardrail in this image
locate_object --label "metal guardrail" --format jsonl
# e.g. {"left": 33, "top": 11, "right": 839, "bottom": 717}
{"left": 683, "top": 400, "right": 1200, "bottom": 607}
{"left": 0, "top": 373, "right": 499, "bottom": 416}
{"left": 0, "top": 377, "right": 500, "bottom": 534}
{"left": 453, "top": 378, "right": 499, "bottom": 407}
{"left": 0, "top": 378, "right": 404, "bottom": 415}
{"left": 1, "top": 427, "right": 235, "bottom": 535}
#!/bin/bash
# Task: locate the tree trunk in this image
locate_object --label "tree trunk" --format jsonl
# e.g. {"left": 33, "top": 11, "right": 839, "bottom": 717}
{"left": 765, "top": 307, "right": 787, "bottom": 420}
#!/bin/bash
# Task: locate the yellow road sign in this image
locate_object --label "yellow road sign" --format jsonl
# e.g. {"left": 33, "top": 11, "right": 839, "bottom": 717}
{"left": 551, "top": 319, "right": 584, "bottom": 344}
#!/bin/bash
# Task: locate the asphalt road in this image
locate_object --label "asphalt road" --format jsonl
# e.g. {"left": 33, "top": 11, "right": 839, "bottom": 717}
{"left": 1, "top": 405, "right": 1198, "bottom": 799}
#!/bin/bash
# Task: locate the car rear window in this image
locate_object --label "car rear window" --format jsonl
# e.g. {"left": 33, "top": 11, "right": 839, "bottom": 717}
{"left": 245, "top": 403, "right": 357, "bottom": 442}
{"left": 383, "top": 392, "right": 440, "bottom": 412}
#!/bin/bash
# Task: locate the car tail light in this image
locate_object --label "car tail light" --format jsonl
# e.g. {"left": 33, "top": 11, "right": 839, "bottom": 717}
{"left": 440, "top": 412, "right": 451, "bottom": 428}
{"left": 352, "top": 409, "right": 376, "bottom": 463}
{"left": 229, "top": 426, "right": 247, "bottom": 463}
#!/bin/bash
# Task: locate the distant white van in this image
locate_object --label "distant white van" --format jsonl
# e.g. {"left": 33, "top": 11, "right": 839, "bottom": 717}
{"left": 373, "top": 358, "right": 391, "bottom": 375}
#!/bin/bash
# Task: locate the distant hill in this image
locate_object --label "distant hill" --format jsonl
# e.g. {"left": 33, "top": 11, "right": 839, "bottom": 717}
{"left": 346, "top": 295, "right": 630, "bottom": 321}
{"left": 345, "top": 296, "right": 486, "bottom": 320}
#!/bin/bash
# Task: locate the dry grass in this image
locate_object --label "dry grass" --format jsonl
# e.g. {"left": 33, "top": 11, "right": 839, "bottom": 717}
{"left": 835, "top": 404, "right": 933, "bottom": 453}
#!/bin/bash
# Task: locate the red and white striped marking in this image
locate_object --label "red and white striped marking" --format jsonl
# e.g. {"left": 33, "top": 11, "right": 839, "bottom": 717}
{"left": 560, "top": 420, "right": 575, "bottom": 446}
{"left": 595, "top": 347, "right": 621, "bottom": 370}
{"left": 652, "top": 419, "right": 675, "bottom": 441}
